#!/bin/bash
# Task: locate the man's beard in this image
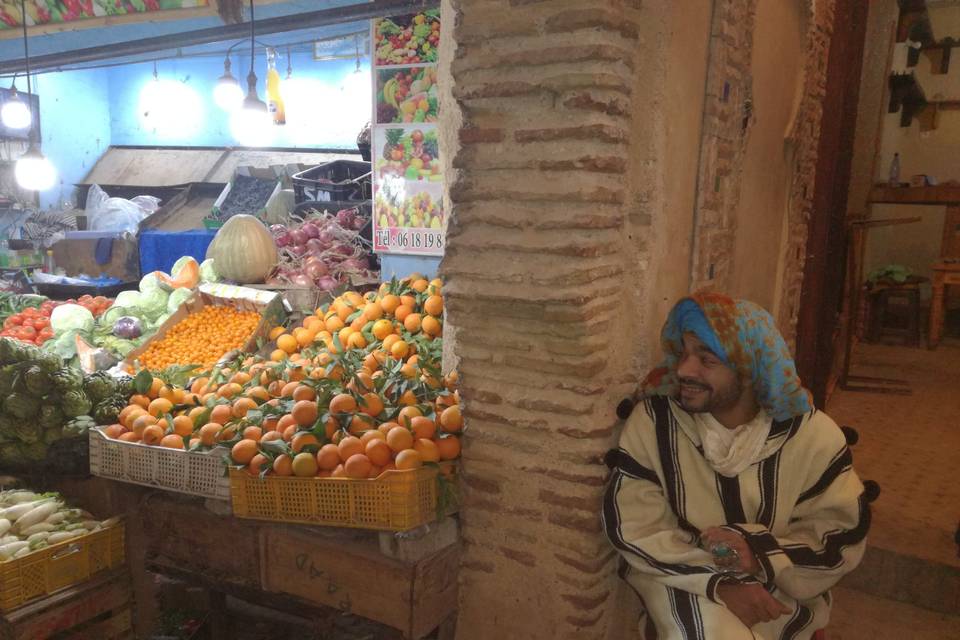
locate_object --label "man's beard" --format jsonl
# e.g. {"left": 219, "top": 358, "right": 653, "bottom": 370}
{"left": 677, "top": 376, "right": 743, "bottom": 414}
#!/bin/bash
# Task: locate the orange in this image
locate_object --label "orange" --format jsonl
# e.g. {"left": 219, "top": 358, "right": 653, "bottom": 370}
{"left": 410, "top": 416, "right": 437, "bottom": 440}
{"left": 148, "top": 398, "right": 174, "bottom": 418}
{"left": 329, "top": 394, "right": 358, "bottom": 414}
{"left": 365, "top": 439, "right": 392, "bottom": 466}
{"left": 217, "top": 383, "right": 243, "bottom": 400}
{"left": 429, "top": 278, "right": 443, "bottom": 292}
{"left": 158, "top": 385, "right": 176, "bottom": 401}
{"left": 347, "top": 371, "right": 375, "bottom": 394}
{"left": 414, "top": 438, "right": 440, "bottom": 462}
{"left": 104, "top": 424, "right": 127, "bottom": 439}
{"left": 411, "top": 279, "right": 429, "bottom": 293}
{"left": 261, "top": 431, "right": 284, "bottom": 444}
{"left": 379, "top": 461, "right": 397, "bottom": 476}
{"left": 380, "top": 294, "right": 401, "bottom": 314}
{"left": 247, "top": 453, "right": 269, "bottom": 477}
{"left": 270, "top": 349, "right": 287, "bottom": 362}
{"left": 142, "top": 425, "right": 164, "bottom": 446}
{"left": 397, "top": 406, "right": 423, "bottom": 428}
{"left": 160, "top": 434, "right": 185, "bottom": 449}
{"left": 324, "top": 416, "right": 340, "bottom": 440}
{"left": 316, "top": 444, "right": 341, "bottom": 471}
{"left": 219, "top": 424, "right": 239, "bottom": 441}
{"left": 400, "top": 364, "right": 418, "bottom": 379}
{"left": 331, "top": 464, "right": 346, "bottom": 478}
{"left": 283, "top": 425, "right": 298, "bottom": 442}
{"left": 337, "top": 436, "right": 364, "bottom": 462}
{"left": 242, "top": 426, "right": 263, "bottom": 441}
{"left": 390, "top": 339, "right": 410, "bottom": 360}
{"left": 292, "top": 385, "right": 316, "bottom": 402}
{"left": 199, "top": 423, "right": 223, "bottom": 446}
{"left": 344, "top": 454, "right": 372, "bottom": 479}
{"left": 231, "top": 439, "right": 259, "bottom": 465}
{"left": 118, "top": 405, "right": 139, "bottom": 425}
{"left": 277, "top": 414, "right": 297, "bottom": 434}
{"left": 436, "top": 436, "right": 462, "bottom": 460}
{"left": 172, "top": 415, "right": 194, "bottom": 437}
{"left": 276, "top": 333, "right": 299, "bottom": 354}
{"left": 424, "top": 295, "right": 443, "bottom": 317}
{"left": 394, "top": 305, "right": 413, "bottom": 323}
{"left": 210, "top": 404, "right": 232, "bottom": 425}
{"left": 148, "top": 377, "right": 165, "bottom": 399}
{"left": 190, "top": 377, "right": 209, "bottom": 395}
{"left": 123, "top": 408, "right": 147, "bottom": 430}
{"left": 440, "top": 405, "right": 463, "bottom": 432}
{"left": 269, "top": 326, "right": 287, "bottom": 341}
{"left": 347, "top": 413, "right": 376, "bottom": 435}
{"left": 118, "top": 432, "right": 140, "bottom": 442}
{"left": 363, "top": 302, "right": 383, "bottom": 321}
{"left": 360, "top": 430, "right": 386, "bottom": 446}
{"left": 273, "top": 454, "right": 294, "bottom": 476}
{"left": 293, "top": 327, "right": 314, "bottom": 348}
{"left": 378, "top": 421, "right": 400, "bottom": 436}
{"left": 372, "top": 319, "right": 394, "bottom": 341}
{"left": 304, "top": 316, "right": 324, "bottom": 333}
{"left": 232, "top": 397, "right": 258, "bottom": 418}
{"left": 247, "top": 386, "right": 270, "bottom": 403}
{"left": 230, "top": 371, "right": 252, "bottom": 386}
{"left": 382, "top": 334, "right": 401, "bottom": 352}
{"left": 183, "top": 393, "right": 201, "bottom": 406}
{"left": 132, "top": 414, "right": 158, "bottom": 437}
{"left": 292, "top": 452, "right": 319, "bottom": 477}
{"left": 347, "top": 332, "right": 368, "bottom": 349}
{"left": 367, "top": 465, "right": 383, "bottom": 479}
{"left": 386, "top": 426, "right": 414, "bottom": 453}
{"left": 400, "top": 295, "right": 417, "bottom": 309}
{"left": 395, "top": 449, "right": 423, "bottom": 470}
{"left": 421, "top": 315, "right": 442, "bottom": 337}
{"left": 403, "top": 313, "right": 423, "bottom": 333}
{"left": 291, "top": 432, "right": 320, "bottom": 453}
{"left": 292, "top": 400, "right": 319, "bottom": 427}
{"left": 399, "top": 389, "right": 419, "bottom": 406}
{"left": 325, "top": 315, "right": 345, "bottom": 333}
{"left": 130, "top": 394, "right": 151, "bottom": 410}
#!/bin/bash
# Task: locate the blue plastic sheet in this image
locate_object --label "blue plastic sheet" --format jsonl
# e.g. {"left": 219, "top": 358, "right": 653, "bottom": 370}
{"left": 138, "top": 229, "right": 216, "bottom": 276}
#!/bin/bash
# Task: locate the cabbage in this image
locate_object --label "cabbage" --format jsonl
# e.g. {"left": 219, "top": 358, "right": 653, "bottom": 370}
{"left": 50, "top": 304, "right": 95, "bottom": 335}
{"left": 200, "top": 259, "right": 219, "bottom": 283}
{"left": 46, "top": 330, "right": 82, "bottom": 359}
{"left": 138, "top": 288, "right": 169, "bottom": 321}
{"left": 101, "top": 305, "right": 137, "bottom": 326}
{"left": 167, "top": 288, "right": 194, "bottom": 313}
{"left": 113, "top": 290, "right": 141, "bottom": 309}
{"left": 139, "top": 272, "right": 162, "bottom": 293}
{"left": 152, "top": 313, "right": 171, "bottom": 329}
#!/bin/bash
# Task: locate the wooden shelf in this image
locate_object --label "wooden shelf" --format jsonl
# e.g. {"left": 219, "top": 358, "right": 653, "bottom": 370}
{"left": 869, "top": 184, "right": 960, "bottom": 205}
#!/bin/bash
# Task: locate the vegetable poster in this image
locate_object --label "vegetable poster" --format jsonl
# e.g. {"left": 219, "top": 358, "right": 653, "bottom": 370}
{"left": 371, "top": 9, "right": 444, "bottom": 256}
{"left": 0, "top": 1, "right": 210, "bottom": 30}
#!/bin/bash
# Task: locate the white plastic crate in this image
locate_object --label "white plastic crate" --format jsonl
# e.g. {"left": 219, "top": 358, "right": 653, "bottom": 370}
{"left": 88, "top": 427, "right": 231, "bottom": 501}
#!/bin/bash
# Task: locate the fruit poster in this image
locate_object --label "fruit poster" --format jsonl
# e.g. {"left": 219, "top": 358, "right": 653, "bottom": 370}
{"left": 371, "top": 9, "right": 445, "bottom": 256}
{"left": 0, "top": 1, "right": 210, "bottom": 29}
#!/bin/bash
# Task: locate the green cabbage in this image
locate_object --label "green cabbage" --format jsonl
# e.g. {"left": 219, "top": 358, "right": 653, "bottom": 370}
{"left": 152, "top": 313, "right": 171, "bottom": 329}
{"left": 50, "top": 304, "right": 95, "bottom": 335}
{"left": 200, "top": 259, "right": 219, "bottom": 283}
{"left": 101, "top": 305, "right": 139, "bottom": 326}
{"left": 139, "top": 272, "right": 162, "bottom": 293}
{"left": 113, "top": 290, "right": 141, "bottom": 309}
{"left": 167, "top": 288, "right": 194, "bottom": 314}
{"left": 138, "top": 288, "right": 170, "bottom": 321}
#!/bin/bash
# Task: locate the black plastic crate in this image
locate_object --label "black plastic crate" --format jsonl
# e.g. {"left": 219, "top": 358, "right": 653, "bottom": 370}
{"left": 292, "top": 160, "right": 372, "bottom": 204}
{"left": 32, "top": 280, "right": 138, "bottom": 299}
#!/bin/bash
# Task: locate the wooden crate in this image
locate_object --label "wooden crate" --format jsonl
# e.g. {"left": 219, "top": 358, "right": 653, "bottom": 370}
{"left": 0, "top": 569, "right": 132, "bottom": 640}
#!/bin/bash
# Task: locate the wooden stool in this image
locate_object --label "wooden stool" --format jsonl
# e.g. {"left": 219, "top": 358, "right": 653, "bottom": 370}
{"left": 867, "top": 277, "right": 927, "bottom": 346}
{"left": 929, "top": 261, "right": 960, "bottom": 348}
{"left": 0, "top": 569, "right": 132, "bottom": 640}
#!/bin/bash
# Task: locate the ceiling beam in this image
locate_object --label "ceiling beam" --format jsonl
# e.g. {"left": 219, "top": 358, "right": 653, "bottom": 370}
{"left": 0, "top": 0, "right": 437, "bottom": 75}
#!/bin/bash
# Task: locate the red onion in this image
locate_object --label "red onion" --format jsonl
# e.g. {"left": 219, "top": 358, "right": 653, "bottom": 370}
{"left": 290, "top": 244, "right": 307, "bottom": 256}
{"left": 306, "top": 238, "right": 325, "bottom": 255}
{"left": 301, "top": 223, "right": 320, "bottom": 239}
{"left": 289, "top": 229, "right": 308, "bottom": 245}
{"left": 336, "top": 208, "right": 356, "bottom": 228}
{"left": 340, "top": 257, "right": 367, "bottom": 272}
{"left": 290, "top": 273, "right": 313, "bottom": 287}
{"left": 317, "top": 275, "right": 339, "bottom": 291}
{"left": 270, "top": 224, "right": 287, "bottom": 234}
{"left": 304, "top": 258, "right": 329, "bottom": 280}
{"left": 275, "top": 232, "right": 292, "bottom": 248}
{"left": 317, "top": 228, "right": 336, "bottom": 245}
{"left": 333, "top": 244, "right": 353, "bottom": 257}
{"left": 351, "top": 216, "right": 366, "bottom": 231}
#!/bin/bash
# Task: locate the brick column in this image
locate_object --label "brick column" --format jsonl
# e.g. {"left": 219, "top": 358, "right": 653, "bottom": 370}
{"left": 436, "top": 0, "right": 656, "bottom": 638}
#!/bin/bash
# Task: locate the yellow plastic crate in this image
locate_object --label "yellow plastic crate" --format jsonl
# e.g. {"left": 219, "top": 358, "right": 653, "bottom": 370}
{"left": 0, "top": 521, "right": 126, "bottom": 613}
{"left": 229, "top": 465, "right": 457, "bottom": 531}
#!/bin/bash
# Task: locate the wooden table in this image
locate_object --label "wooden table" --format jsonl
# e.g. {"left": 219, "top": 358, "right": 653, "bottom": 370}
{"left": 52, "top": 479, "right": 459, "bottom": 640}
{"left": 929, "top": 262, "right": 960, "bottom": 348}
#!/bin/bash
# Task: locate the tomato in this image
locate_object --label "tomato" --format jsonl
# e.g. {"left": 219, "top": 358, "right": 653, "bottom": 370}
{"left": 38, "top": 328, "right": 54, "bottom": 341}
{"left": 93, "top": 296, "right": 108, "bottom": 308}
{"left": 17, "top": 326, "right": 36, "bottom": 339}
{"left": 79, "top": 294, "right": 93, "bottom": 303}
{"left": 31, "top": 318, "right": 49, "bottom": 331}
{"left": 21, "top": 307, "right": 38, "bottom": 317}
{"left": 4, "top": 317, "right": 20, "bottom": 329}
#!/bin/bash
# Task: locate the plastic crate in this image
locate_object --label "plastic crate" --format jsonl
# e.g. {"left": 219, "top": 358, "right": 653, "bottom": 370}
{"left": 0, "top": 521, "right": 126, "bottom": 612}
{"left": 229, "top": 464, "right": 457, "bottom": 532}
{"left": 88, "top": 428, "right": 231, "bottom": 501}
{"left": 292, "top": 160, "right": 372, "bottom": 204}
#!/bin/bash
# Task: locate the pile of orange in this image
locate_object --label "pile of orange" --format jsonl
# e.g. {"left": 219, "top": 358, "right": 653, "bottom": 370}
{"left": 102, "top": 274, "right": 462, "bottom": 482}
{"left": 135, "top": 305, "right": 261, "bottom": 370}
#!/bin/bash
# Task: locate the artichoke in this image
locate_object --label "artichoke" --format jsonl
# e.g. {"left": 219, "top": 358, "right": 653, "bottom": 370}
{"left": 83, "top": 372, "right": 117, "bottom": 405}
{"left": 12, "top": 421, "right": 40, "bottom": 444}
{"left": 92, "top": 398, "right": 124, "bottom": 425}
{"left": 5, "top": 393, "right": 39, "bottom": 420}
{"left": 0, "top": 337, "right": 16, "bottom": 364}
{"left": 0, "top": 414, "right": 14, "bottom": 438}
{"left": 64, "top": 415, "right": 95, "bottom": 437}
{"left": 62, "top": 391, "right": 92, "bottom": 419}
{"left": 42, "top": 426, "right": 64, "bottom": 444}
{"left": 115, "top": 375, "right": 135, "bottom": 399}
{"left": 39, "top": 404, "right": 64, "bottom": 430}
{"left": 18, "top": 441, "right": 47, "bottom": 462}
{"left": 24, "top": 366, "right": 49, "bottom": 396}
{"left": 33, "top": 351, "right": 62, "bottom": 374}
{"left": 52, "top": 367, "right": 84, "bottom": 395}
{"left": 0, "top": 365, "right": 16, "bottom": 396}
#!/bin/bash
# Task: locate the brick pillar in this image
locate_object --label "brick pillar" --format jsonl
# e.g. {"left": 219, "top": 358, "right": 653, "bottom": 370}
{"left": 436, "top": 0, "right": 661, "bottom": 638}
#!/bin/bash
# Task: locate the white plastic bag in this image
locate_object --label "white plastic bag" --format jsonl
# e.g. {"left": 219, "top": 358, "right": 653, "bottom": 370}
{"left": 84, "top": 184, "right": 160, "bottom": 233}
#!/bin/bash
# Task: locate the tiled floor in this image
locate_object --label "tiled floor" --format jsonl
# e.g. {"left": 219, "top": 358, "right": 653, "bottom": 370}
{"left": 829, "top": 587, "right": 959, "bottom": 639}
{"left": 827, "top": 340, "right": 960, "bottom": 569}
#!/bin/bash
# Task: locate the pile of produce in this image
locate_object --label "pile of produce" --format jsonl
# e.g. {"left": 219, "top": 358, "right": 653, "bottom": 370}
{"left": 374, "top": 11, "right": 441, "bottom": 65}
{"left": 45, "top": 256, "right": 219, "bottom": 368}
{"left": 211, "top": 174, "right": 279, "bottom": 222}
{"left": 0, "top": 294, "right": 113, "bottom": 347}
{"left": 377, "top": 67, "right": 439, "bottom": 124}
{"left": 376, "top": 128, "right": 441, "bottom": 182}
{"left": 0, "top": 490, "right": 121, "bottom": 562}
{"left": 266, "top": 208, "right": 377, "bottom": 290}
{"left": 134, "top": 305, "right": 261, "bottom": 371}
{"left": 100, "top": 274, "right": 462, "bottom": 481}
{"left": 0, "top": 337, "right": 132, "bottom": 468}
{"left": 375, "top": 190, "right": 443, "bottom": 230}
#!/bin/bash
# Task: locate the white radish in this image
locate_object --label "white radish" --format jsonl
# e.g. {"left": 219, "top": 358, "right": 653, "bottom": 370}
{"left": 0, "top": 541, "right": 29, "bottom": 558}
{"left": 13, "top": 546, "right": 32, "bottom": 558}
{"left": 46, "top": 531, "right": 78, "bottom": 545}
{"left": 45, "top": 512, "right": 67, "bottom": 526}
{"left": 1, "top": 499, "right": 48, "bottom": 522}
{"left": 82, "top": 520, "right": 99, "bottom": 531}
{"left": 63, "top": 523, "right": 86, "bottom": 532}
{"left": 0, "top": 518, "right": 9, "bottom": 536}
{"left": 14, "top": 502, "right": 60, "bottom": 533}
{"left": 20, "top": 523, "right": 56, "bottom": 536}
{"left": 26, "top": 532, "right": 49, "bottom": 544}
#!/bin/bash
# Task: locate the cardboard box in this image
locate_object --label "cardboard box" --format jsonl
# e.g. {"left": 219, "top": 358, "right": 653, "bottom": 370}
{"left": 123, "top": 283, "right": 285, "bottom": 370}
{"left": 51, "top": 235, "right": 139, "bottom": 281}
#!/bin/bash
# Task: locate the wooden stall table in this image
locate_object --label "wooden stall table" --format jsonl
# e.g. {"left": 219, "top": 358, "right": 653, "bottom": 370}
{"left": 0, "top": 569, "right": 132, "bottom": 640}
{"left": 929, "top": 261, "right": 960, "bottom": 348}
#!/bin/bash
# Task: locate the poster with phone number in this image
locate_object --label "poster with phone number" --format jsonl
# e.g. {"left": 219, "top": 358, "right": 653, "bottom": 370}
{"left": 371, "top": 9, "right": 444, "bottom": 256}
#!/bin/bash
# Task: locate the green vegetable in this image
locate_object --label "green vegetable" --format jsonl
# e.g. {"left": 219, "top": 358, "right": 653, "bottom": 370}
{"left": 139, "top": 273, "right": 161, "bottom": 293}
{"left": 199, "top": 259, "right": 219, "bottom": 283}
{"left": 167, "top": 288, "right": 193, "bottom": 314}
{"left": 50, "top": 304, "right": 95, "bottom": 335}
{"left": 138, "top": 288, "right": 170, "bottom": 322}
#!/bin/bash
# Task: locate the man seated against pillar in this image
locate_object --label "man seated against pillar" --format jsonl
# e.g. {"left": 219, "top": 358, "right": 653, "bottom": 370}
{"left": 602, "top": 293, "right": 869, "bottom": 640}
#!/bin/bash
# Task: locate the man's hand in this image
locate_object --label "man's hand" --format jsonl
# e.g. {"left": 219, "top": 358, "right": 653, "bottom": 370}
{"left": 701, "top": 527, "right": 761, "bottom": 576}
{"left": 716, "top": 583, "right": 792, "bottom": 628}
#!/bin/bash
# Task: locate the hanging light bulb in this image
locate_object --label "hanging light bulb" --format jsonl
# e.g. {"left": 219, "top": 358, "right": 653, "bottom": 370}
{"left": 213, "top": 56, "right": 243, "bottom": 111}
{"left": 231, "top": 0, "right": 271, "bottom": 146}
{"left": 14, "top": 0, "right": 55, "bottom": 192}
{"left": 1, "top": 80, "right": 31, "bottom": 130}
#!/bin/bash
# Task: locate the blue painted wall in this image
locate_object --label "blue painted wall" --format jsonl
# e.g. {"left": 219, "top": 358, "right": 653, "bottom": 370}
{"left": 35, "top": 68, "right": 111, "bottom": 209}
{"left": 107, "top": 51, "right": 370, "bottom": 149}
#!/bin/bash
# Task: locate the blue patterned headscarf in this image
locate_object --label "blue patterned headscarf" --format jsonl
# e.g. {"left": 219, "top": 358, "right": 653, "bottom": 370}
{"left": 642, "top": 292, "right": 813, "bottom": 421}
